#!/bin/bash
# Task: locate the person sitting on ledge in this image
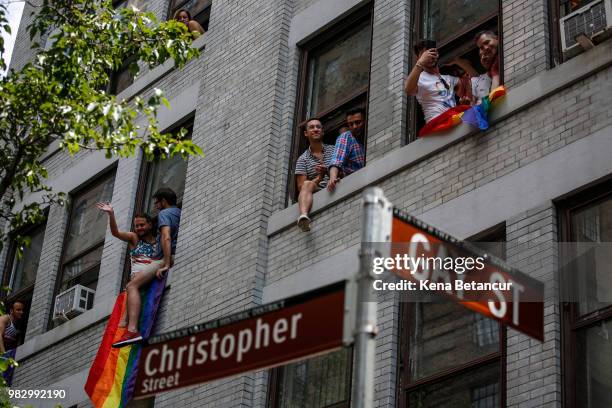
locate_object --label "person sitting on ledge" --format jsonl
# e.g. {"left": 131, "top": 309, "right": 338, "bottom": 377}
{"left": 0, "top": 301, "right": 24, "bottom": 354}
{"left": 327, "top": 108, "right": 366, "bottom": 192}
{"left": 404, "top": 39, "right": 476, "bottom": 124}
{"left": 97, "top": 203, "right": 163, "bottom": 347}
{"left": 295, "top": 118, "right": 335, "bottom": 232}
{"left": 174, "top": 9, "right": 205, "bottom": 38}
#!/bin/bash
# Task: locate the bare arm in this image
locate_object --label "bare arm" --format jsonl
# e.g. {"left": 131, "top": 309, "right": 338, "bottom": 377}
{"left": 405, "top": 49, "right": 437, "bottom": 96}
{"left": 187, "top": 20, "right": 205, "bottom": 35}
{"left": 96, "top": 203, "right": 137, "bottom": 246}
{"left": 450, "top": 57, "right": 478, "bottom": 77}
{"left": 156, "top": 226, "right": 173, "bottom": 278}
{"left": 404, "top": 64, "right": 423, "bottom": 96}
{"left": 0, "top": 316, "right": 8, "bottom": 353}
{"left": 327, "top": 167, "right": 340, "bottom": 192}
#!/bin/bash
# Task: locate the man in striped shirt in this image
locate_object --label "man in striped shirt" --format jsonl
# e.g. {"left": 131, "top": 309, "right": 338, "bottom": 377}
{"left": 327, "top": 108, "right": 366, "bottom": 192}
{"left": 295, "top": 118, "right": 335, "bottom": 232}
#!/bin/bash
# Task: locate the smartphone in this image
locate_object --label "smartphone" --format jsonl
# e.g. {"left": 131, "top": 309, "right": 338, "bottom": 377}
{"left": 423, "top": 39, "right": 437, "bottom": 50}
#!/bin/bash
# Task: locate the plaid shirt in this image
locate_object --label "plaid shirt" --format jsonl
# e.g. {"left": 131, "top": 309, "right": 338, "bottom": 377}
{"left": 330, "top": 131, "right": 365, "bottom": 176}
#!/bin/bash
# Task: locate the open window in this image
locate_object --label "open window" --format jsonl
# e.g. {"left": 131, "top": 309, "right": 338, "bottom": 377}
{"left": 49, "top": 169, "right": 116, "bottom": 328}
{"left": 121, "top": 117, "right": 192, "bottom": 288}
{"left": 287, "top": 5, "right": 373, "bottom": 203}
{"left": 168, "top": 0, "right": 212, "bottom": 32}
{"left": 1, "top": 222, "right": 47, "bottom": 345}
{"left": 408, "top": 0, "right": 502, "bottom": 141}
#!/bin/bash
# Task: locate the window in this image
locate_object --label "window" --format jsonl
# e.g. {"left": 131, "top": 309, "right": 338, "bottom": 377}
{"left": 559, "top": 179, "right": 612, "bottom": 407}
{"left": 51, "top": 169, "right": 116, "bottom": 326}
{"left": 168, "top": 0, "right": 212, "bottom": 31}
{"left": 1, "top": 223, "right": 46, "bottom": 344}
{"left": 287, "top": 5, "right": 372, "bottom": 202}
{"left": 550, "top": 0, "right": 611, "bottom": 65}
{"left": 408, "top": 0, "right": 501, "bottom": 141}
{"left": 268, "top": 347, "right": 352, "bottom": 408}
{"left": 108, "top": 0, "right": 149, "bottom": 95}
{"left": 399, "top": 225, "right": 506, "bottom": 407}
{"left": 121, "top": 119, "right": 192, "bottom": 288}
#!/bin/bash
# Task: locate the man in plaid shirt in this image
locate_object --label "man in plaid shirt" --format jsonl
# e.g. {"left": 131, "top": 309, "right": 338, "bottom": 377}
{"left": 327, "top": 108, "right": 366, "bottom": 192}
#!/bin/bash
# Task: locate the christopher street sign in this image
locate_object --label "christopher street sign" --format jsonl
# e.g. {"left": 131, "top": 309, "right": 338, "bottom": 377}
{"left": 134, "top": 282, "right": 349, "bottom": 398}
{"left": 391, "top": 208, "right": 544, "bottom": 341}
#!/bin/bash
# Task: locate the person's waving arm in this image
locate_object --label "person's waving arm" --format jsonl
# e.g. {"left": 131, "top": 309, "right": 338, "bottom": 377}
{"left": 96, "top": 203, "right": 138, "bottom": 247}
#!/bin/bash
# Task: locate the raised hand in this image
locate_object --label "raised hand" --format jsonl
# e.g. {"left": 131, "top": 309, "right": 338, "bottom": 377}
{"left": 95, "top": 202, "right": 114, "bottom": 214}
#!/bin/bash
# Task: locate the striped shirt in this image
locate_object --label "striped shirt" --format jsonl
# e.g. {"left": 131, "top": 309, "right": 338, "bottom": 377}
{"left": 295, "top": 144, "right": 335, "bottom": 188}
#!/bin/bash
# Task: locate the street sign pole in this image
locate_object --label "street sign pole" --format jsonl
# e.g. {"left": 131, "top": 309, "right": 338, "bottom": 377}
{"left": 352, "top": 187, "right": 392, "bottom": 408}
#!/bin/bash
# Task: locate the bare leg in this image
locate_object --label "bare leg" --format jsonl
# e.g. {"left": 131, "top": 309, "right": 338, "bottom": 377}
{"left": 125, "top": 262, "right": 162, "bottom": 332}
{"left": 298, "top": 180, "right": 317, "bottom": 216}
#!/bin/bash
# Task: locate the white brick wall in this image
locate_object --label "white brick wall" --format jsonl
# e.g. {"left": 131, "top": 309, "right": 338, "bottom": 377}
{"left": 5, "top": 1, "right": 612, "bottom": 407}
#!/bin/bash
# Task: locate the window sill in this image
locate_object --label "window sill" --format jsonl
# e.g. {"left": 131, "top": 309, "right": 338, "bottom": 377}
{"left": 266, "top": 40, "right": 612, "bottom": 236}
{"left": 15, "top": 295, "right": 116, "bottom": 360}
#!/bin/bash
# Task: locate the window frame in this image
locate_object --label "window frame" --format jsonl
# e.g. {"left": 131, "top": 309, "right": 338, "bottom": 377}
{"left": 557, "top": 177, "right": 612, "bottom": 407}
{"left": 48, "top": 166, "right": 117, "bottom": 329}
{"left": 286, "top": 4, "right": 374, "bottom": 205}
{"left": 267, "top": 347, "right": 354, "bottom": 408}
{"left": 406, "top": 0, "right": 504, "bottom": 144}
{"left": 1, "top": 221, "right": 47, "bottom": 345}
{"left": 167, "top": 0, "right": 213, "bottom": 32}
{"left": 397, "top": 224, "right": 507, "bottom": 407}
{"left": 120, "top": 115, "right": 194, "bottom": 289}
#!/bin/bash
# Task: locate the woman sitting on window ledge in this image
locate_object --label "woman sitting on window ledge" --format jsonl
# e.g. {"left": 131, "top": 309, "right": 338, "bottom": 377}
{"left": 174, "top": 9, "right": 205, "bottom": 39}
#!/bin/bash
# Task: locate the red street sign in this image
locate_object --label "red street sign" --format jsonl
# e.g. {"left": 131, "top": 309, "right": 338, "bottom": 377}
{"left": 134, "top": 282, "right": 347, "bottom": 398}
{"left": 391, "top": 208, "right": 544, "bottom": 341}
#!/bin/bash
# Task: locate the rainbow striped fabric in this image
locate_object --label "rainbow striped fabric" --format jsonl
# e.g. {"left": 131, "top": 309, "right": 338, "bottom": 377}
{"left": 419, "top": 86, "right": 507, "bottom": 137}
{"left": 85, "top": 276, "right": 167, "bottom": 408}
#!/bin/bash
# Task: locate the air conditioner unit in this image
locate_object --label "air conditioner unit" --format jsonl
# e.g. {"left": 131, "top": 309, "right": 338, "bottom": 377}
{"left": 560, "top": 0, "right": 612, "bottom": 54}
{"left": 53, "top": 284, "right": 95, "bottom": 321}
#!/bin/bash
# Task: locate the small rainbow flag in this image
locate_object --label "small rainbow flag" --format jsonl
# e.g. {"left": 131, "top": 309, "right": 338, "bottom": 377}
{"left": 85, "top": 276, "right": 167, "bottom": 408}
{"left": 419, "top": 86, "right": 507, "bottom": 137}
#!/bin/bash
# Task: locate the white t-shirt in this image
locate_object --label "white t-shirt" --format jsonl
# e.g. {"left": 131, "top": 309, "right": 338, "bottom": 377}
{"left": 416, "top": 71, "right": 459, "bottom": 123}
{"left": 471, "top": 73, "right": 492, "bottom": 105}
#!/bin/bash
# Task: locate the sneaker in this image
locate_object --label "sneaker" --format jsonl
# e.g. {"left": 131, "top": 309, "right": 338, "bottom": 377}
{"left": 297, "top": 214, "right": 311, "bottom": 232}
{"left": 112, "top": 330, "right": 143, "bottom": 348}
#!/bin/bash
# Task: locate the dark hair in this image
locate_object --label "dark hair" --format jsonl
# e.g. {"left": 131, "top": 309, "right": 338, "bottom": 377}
{"left": 413, "top": 39, "right": 431, "bottom": 56}
{"left": 474, "top": 30, "right": 498, "bottom": 44}
{"left": 133, "top": 213, "right": 153, "bottom": 224}
{"left": 173, "top": 8, "right": 192, "bottom": 21}
{"left": 153, "top": 188, "right": 177, "bottom": 206}
{"left": 303, "top": 117, "right": 322, "bottom": 132}
{"left": 346, "top": 108, "right": 365, "bottom": 118}
{"left": 9, "top": 301, "right": 24, "bottom": 312}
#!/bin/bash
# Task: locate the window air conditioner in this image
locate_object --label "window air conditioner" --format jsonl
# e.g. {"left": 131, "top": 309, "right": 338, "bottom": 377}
{"left": 53, "top": 284, "right": 95, "bottom": 321}
{"left": 560, "top": 0, "right": 612, "bottom": 55}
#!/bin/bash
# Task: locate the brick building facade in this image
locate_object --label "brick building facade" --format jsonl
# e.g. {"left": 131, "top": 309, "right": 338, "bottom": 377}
{"left": 3, "top": 0, "right": 612, "bottom": 407}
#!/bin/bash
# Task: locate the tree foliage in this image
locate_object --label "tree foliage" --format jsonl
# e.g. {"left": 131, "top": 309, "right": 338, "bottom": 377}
{"left": 0, "top": 0, "right": 202, "bottom": 254}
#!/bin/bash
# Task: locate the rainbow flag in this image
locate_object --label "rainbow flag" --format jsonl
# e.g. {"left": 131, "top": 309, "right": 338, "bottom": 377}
{"left": 85, "top": 276, "right": 167, "bottom": 408}
{"left": 419, "top": 86, "right": 507, "bottom": 137}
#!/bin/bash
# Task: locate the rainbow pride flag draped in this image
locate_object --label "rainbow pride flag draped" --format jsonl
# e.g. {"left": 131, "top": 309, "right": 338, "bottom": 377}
{"left": 85, "top": 276, "right": 167, "bottom": 408}
{"left": 419, "top": 86, "right": 507, "bottom": 137}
